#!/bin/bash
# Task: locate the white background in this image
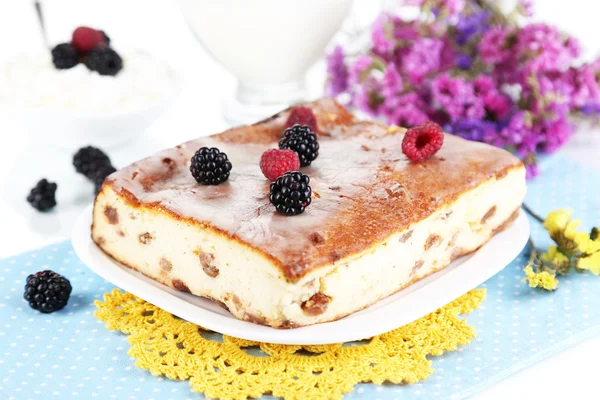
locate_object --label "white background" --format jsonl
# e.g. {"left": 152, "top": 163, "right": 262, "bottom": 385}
{"left": 0, "top": 0, "right": 599, "bottom": 398}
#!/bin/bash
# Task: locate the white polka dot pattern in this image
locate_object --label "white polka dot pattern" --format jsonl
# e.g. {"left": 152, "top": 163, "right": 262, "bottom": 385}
{"left": 0, "top": 156, "right": 598, "bottom": 400}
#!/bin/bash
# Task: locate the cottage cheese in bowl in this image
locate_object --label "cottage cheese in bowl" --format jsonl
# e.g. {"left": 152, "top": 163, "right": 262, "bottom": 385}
{"left": 0, "top": 49, "right": 180, "bottom": 148}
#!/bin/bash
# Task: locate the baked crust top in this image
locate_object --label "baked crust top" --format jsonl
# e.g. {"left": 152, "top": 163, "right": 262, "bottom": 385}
{"left": 103, "top": 98, "right": 524, "bottom": 281}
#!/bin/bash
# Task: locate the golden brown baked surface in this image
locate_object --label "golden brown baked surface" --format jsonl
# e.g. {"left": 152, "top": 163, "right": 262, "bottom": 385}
{"left": 101, "top": 98, "right": 524, "bottom": 281}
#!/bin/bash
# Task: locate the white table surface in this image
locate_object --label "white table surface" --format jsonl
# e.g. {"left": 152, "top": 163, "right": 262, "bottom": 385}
{"left": 0, "top": 0, "right": 599, "bottom": 398}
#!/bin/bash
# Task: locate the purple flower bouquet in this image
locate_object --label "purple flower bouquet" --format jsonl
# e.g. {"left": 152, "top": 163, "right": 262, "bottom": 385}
{"left": 326, "top": 0, "right": 600, "bottom": 178}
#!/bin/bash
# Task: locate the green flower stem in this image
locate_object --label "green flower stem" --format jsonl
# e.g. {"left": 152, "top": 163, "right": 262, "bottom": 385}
{"left": 522, "top": 203, "right": 545, "bottom": 224}
{"left": 526, "top": 237, "right": 554, "bottom": 275}
{"left": 527, "top": 237, "right": 538, "bottom": 265}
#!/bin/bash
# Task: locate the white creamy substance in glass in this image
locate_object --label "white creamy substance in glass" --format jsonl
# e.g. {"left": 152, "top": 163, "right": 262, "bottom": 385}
{"left": 177, "top": 0, "right": 352, "bottom": 84}
{"left": 0, "top": 50, "right": 177, "bottom": 113}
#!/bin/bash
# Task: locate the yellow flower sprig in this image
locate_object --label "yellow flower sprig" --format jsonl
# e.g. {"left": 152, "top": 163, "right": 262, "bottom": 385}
{"left": 522, "top": 238, "right": 559, "bottom": 291}
{"left": 522, "top": 205, "right": 600, "bottom": 291}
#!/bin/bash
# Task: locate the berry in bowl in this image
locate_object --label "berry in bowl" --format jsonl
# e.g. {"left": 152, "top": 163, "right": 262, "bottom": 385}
{"left": 0, "top": 26, "right": 181, "bottom": 150}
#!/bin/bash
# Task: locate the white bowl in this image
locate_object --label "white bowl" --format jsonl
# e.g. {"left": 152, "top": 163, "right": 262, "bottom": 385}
{"left": 0, "top": 51, "right": 181, "bottom": 150}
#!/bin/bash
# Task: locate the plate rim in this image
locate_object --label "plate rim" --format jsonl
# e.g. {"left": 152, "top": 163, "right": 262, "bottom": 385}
{"left": 72, "top": 204, "right": 529, "bottom": 345}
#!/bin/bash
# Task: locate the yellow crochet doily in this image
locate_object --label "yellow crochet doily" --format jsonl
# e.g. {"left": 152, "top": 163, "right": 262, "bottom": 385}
{"left": 94, "top": 289, "right": 485, "bottom": 400}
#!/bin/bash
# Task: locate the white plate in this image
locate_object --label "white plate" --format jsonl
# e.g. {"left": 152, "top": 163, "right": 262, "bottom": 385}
{"left": 72, "top": 204, "right": 529, "bottom": 345}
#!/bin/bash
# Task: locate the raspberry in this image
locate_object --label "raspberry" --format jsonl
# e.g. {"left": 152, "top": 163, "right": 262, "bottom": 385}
{"left": 26, "top": 179, "right": 57, "bottom": 212}
{"left": 279, "top": 125, "right": 319, "bottom": 167}
{"left": 285, "top": 106, "right": 318, "bottom": 132}
{"left": 24, "top": 270, "right": 72, "bottom": 313}
{"left": 269, "top": 172, "right": 312, "bottom": 216}
{"left": 401, "top": 121, "right": 444, "bottom": 162}
{"left": 72, "top": 26, "right": 106, "bottom": 54}
{"left": 260, "top": 149, "right": 301, "bottom": 181}
{"left": 190, "top": 147, "right": 232, "bottom": 185}
{"left": 51, "top": 43, "right": 78, "bottom": 69}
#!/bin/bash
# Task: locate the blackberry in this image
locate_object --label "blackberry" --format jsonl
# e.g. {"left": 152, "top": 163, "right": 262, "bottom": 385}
{"left": 84, "top": 47, "right": 123, "bottom": 76}
{"left": 279, "top": 125, "right": 319, "bottom": 167}
{"left": 269, "top": 171, "right": 312, "bottom": 216}
{"left": 92, "top": 164, "right": 117, "bottom": 193}
{"left": 24, "top": 270, "right": 72, "bottom": 313}
{"left": 73, "top": 146, "right": 112, "bottom": 178}
{"left": 51, "top": 43, "right": 79, "bottom": 69}
{"left": 190, "top": 147, "right": 232, "bottom": 185}
{"left": 26, "top": 179, "right": 57, "bottom": 212}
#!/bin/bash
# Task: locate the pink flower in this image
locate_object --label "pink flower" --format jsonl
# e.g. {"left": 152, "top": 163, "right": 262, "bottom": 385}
{"left": 439, "top": 37, "right": 457, "bottom": 70}
{"left": 392, "top": 19, "right": 420, "bottom": 42}
{"left": 520, "top": 73, "right": 573, "bottom": 115}
{"left": 382, "top": 92, "right": 429, "bottom": 127}
{"left": 442, "top": 0, "right": 466, "bottom": 16}
{"left": 464, "top": 97, "right": 485, "bottom": 120}
{"left": 402, "top": 38, "right": 444, "bottom": 84}
{"left": 325, "top": 46, "right": 349, "bottom": 96}
{"left": 431, "top": 74, "right": 461, "bottom": 103}
{"left": 500, "top": 111, "right": 531, "bottom": 147}
{"left": 590, "top": 56, "right": 600, "bottom": 72}
{"left": 473, "top": 76, "right": 513, "bottom": 119}
{"left": 539, "top": 73, "right": 574, "bottom": 104}
{"left": 536, "top": 117, "right": 574, "bottom": 153}
{"left": 567, "top": 65, "right": 600, "bottom": 108}
{"left": 405, "top": 0, "right": 465, "bottom": 17}
{"left": 431, "top": 74, "right": 485, "bottom": 120}
{"left": 372, "top": 15, "right": 395, "bottom": 56}
{"left": 328, "top": 2, "right": 598, "bottom": 177}
{"left": 516, "top": 24, "right": 579, "bottom": 73}
{"left": 517, "top": 0, "right": 534, "bottom": 17}
{"left": 473, "top": 76, "right": 496, "bottom": 97}
{"left": 484, "top": 93, "right": 512, "bottom": 119}
{"left": 349, "top": 55, "right": 374, "bottom": 86}
{"left": 525, "top": 163, "right": 540, "bottom": 179}
{"left": 352, "top": 77, "right": 383, "bottom": 117}
{"left": 479, "top": 27, "right": 514, "bottom": 65}
{"left": 565, "top": 37, "right": 581, "bottom": 59}
{"left": 381, "top": 63, "right": 404, "bottom": 98}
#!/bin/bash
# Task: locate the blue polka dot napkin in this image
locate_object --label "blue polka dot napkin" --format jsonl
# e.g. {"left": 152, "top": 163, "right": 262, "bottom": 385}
{"left": 1, "top": 155, "right": 599, "bottom": 400}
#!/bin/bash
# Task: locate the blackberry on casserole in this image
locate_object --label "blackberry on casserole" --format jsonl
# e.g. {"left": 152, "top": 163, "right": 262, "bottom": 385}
{"left": 24, "top": 270, "right": 72, "bottom": 313}
{"left": 84, "top": 47, "right": 123, "bottom": 76}
{"left": 26, "top": 179, "right": 58, "bottom": 212}
{"left": 190, "top": 147, "right": 233, "bottom": 185}
{"left": 51, "top": 43, "right": 79, "bottom": 69}
{"left": 279, "top": 125, "right": 319, "bottom": 167}
{"left": 73, "top": 146, "right": 112, "bottom": 178}
{"left": 269, "top": 171, "right": 312, "bottom": 216}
